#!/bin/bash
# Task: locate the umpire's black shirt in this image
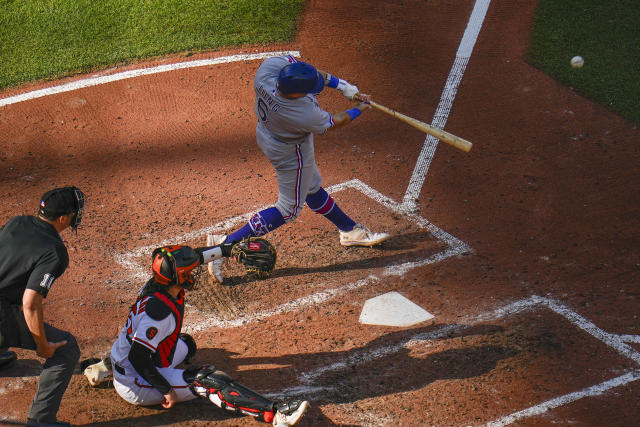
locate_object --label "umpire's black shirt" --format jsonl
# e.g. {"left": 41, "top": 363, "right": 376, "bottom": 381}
{"left": 0, "top": 216, "right": 69, "bottom": 304}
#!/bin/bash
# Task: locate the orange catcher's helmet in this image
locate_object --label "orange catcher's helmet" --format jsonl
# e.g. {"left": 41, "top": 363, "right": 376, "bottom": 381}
{"left": 151, "top": 245, "right": 201, "bottom": 290}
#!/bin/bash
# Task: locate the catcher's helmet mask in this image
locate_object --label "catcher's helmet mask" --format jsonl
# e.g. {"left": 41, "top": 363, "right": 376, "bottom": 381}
{"left": 277, "top": 61, "right": 325, "bottom": 95}
{"left": 152, "top": 245, "right": 202, "bottom": 291}
{"left": 70, "top": 187, "right": 85, "bottom": 230}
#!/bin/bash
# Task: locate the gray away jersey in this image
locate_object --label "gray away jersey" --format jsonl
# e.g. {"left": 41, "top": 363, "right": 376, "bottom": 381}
{"left": 254, "top": 55, "right": 333, "bottom": 144}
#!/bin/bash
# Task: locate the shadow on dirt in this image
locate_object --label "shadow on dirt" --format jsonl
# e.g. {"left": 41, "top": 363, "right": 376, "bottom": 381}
{"left": 71, "top": 398, "right": 240, "bottom": 426}
{"left": 187, "top": 324, "right": 513, "bottom": 421}
{"left": 0, "top": 358, "right": 41, "bottom": 378}
{"left": 220, "top": 247, "right": 449, "bottom": 287}
{"left": 62, "top": 323, "right": 513, "bottom": 426}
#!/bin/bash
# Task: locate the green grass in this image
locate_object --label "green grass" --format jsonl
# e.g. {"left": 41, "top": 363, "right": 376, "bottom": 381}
{"left": 527, "top": 0, "right": 640, "bottom": 123}
{"left": 2, "top": 0, "right": 638, "bottom": 125}
{"left": 0, "top": 0, "right": 305, "bottom": 90}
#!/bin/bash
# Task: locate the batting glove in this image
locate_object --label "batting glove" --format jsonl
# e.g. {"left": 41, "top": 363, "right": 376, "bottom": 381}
{"left": 337, "top": 79, "right": 359, "bottom": 100}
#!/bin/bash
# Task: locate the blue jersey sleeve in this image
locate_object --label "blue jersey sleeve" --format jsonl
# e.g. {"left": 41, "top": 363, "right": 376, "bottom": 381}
{"left": 300, "top": 97, "right": 333, "bottom": 135}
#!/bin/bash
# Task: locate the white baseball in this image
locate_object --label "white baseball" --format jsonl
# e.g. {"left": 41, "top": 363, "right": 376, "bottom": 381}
{"left": 571, "top": 56, "right": 584, "bottom": 69}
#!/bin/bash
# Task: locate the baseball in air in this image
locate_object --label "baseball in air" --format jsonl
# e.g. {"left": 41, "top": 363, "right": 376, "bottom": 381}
{"left": 570, "top": 56, "right": 584, "bottom": 69}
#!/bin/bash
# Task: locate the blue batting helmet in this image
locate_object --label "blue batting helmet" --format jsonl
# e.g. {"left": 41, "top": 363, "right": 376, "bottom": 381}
{"left": 277, "top": 62, "right": 325, "bottom": 95}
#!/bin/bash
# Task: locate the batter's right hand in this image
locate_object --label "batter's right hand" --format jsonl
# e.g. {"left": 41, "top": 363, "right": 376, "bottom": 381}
{"left": 37, "top": 340, "right": 67, "bottom": 359}
{"left": 358, "top": 101, "right": 372, "bottom": 111}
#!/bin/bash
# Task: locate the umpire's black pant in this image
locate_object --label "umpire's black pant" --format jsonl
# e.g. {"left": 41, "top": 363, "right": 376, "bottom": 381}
{"left": 0, "top": 302, "right": 80, "bottom": 423}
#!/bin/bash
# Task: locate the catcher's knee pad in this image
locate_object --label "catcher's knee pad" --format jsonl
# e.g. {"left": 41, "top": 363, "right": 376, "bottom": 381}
{"left": 179, "top": 333, "right": 197, "bottom": 362}
{"left": 187, "top": 365, "right": 275, "bottom": 421}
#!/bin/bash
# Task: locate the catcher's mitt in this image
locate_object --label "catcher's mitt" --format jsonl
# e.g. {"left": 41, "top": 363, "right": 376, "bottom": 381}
{"left": 230, "top": 237, "right": 277, "bottom": 280}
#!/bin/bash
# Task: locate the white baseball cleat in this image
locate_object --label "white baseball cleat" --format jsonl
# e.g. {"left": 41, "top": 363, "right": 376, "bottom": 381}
{"left": 272, "top": 400, "right": 310, "bottom": 426}
{"left": 339, "top": 223, "right": 390, "bottom": 247}
{"left": 83, "top": 357, "right": 113, "bottom": 386}
{"left": 207, "top": 234, "right": 227, "bottom": 283}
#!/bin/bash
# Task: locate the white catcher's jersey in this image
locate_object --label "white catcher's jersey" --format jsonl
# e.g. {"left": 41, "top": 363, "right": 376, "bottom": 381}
{"left": 254, "top": 55, "right": 333, "bottom": 144}
{"left": 110, "top": 293, "right": 177, "bottom": 373}
{"left": 110, "top": 285, "right": 195, "bottom": 406}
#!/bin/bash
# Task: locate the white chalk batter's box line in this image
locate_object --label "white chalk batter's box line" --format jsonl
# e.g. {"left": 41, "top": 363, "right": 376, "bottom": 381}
{"left": 0, "top": 50, "right": 302, "bottom": 107}
{"left": 270, "top": 295, "right": 640, "bottom": 427}
{"left": 113, "top": 177, "right": 473, "bottom": 286}
{"left": 116, "top": 178, "right": 471, "bottom": 330}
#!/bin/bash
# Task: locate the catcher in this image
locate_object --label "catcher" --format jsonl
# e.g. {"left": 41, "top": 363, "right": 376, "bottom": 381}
{"left": 85, "top": 243, "right": 306, "bottom": 426}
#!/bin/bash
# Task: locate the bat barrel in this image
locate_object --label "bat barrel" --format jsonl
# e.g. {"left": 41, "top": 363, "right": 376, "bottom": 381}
{"left": 369, "top": 101, "right": 472, "bottom": 153}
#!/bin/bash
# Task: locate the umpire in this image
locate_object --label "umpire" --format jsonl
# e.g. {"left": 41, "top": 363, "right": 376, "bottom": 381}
{"left": 0, "top": 186, "right": 85, "bottom": 426}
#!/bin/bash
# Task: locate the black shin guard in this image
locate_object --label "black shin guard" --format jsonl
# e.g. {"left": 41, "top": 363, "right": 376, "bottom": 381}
{"left": 186, "top": 365, "right": 276, "bottom": 421}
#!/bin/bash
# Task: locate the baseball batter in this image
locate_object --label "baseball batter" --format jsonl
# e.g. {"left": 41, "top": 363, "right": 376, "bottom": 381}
{"left": 108, "top": 245, "right": 309, "bottom": 426}
{"left": 208, "top": 55, "right": 389, "bottom": 281}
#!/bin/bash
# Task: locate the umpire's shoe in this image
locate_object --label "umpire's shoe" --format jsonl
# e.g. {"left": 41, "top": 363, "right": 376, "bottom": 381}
{"left": 0, "top": 350, "right": 17, "bottom": 370}
{"left": 340, "top": 223, "right": 390, "bottom": 247}
{"left": 273, "top": 400, "right": 310, "bottom": 426}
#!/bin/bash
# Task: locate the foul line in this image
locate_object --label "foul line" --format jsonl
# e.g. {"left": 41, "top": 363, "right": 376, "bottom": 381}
{"left": 403, "top": 0, "right": 491, "bottom": 211}
{"left": 0, "top": 50, "right": 300, "bottom": 108}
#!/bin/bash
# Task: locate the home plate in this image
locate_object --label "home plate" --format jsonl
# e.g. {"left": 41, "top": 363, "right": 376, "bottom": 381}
{"left": 359, "top": 291, "right": 434, "bottom": 326}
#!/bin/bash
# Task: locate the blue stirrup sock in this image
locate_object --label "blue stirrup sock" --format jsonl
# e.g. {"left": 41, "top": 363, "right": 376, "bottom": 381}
{"left": 226, "top": 207, "right": 285, "bottom": 243}
{"left": 305, "top": 188, "right": 356, "bottom": 232}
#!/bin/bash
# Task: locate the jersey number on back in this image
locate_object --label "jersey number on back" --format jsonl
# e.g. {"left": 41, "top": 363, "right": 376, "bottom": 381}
{"left": 125, "top": 297, "right": 149, "bottom": 337}
{"left": 257, "top": 98, "right": 269, "bottom": 123}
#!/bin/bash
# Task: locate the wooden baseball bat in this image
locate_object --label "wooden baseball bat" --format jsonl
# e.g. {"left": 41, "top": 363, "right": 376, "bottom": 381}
{"left": 368, "top": 100, "right": 472, "bottom": 153}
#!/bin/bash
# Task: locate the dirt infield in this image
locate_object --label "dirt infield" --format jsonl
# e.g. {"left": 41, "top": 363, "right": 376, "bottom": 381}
{"left": 1, "top": 0, "right": 639, "bottom": 426}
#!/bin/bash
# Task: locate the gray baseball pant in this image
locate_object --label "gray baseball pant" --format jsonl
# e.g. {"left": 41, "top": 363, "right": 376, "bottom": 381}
{"left": 0, "top": 303, "right": 80, "bottom": 423}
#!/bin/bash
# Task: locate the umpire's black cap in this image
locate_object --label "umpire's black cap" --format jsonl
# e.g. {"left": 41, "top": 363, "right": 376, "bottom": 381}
{"left": 39, "top": 186, "right": 85, "bottom": 219}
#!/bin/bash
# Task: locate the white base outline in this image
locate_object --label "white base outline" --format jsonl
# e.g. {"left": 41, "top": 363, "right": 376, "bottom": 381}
{"left": 112, "top": 178, "right": 473, "bottom": 332}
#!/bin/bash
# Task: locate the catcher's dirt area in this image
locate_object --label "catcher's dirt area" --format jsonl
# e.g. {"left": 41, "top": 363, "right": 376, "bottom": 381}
{"left": 1, "top": 0, "right": 639, "bottom": 425}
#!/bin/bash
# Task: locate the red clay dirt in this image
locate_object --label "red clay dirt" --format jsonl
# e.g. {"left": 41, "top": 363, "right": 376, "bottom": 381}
{"left": 1, "top": 0, "right": 639, "bottom": 426}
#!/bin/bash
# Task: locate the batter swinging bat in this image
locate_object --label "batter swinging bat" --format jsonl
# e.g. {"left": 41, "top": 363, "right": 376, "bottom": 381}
{"left": 368, "top": 100, "right": 472, "bottom": 153}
